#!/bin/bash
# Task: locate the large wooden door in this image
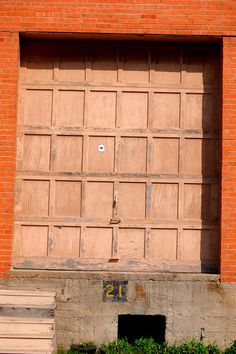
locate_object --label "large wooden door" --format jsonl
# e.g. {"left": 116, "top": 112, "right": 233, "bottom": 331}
{"left": 14, "top": 40, "right": 220, "bottom": 272}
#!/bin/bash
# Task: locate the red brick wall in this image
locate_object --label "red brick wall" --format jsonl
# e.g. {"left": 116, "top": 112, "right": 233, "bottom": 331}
{"left": 0, "top": 0, "right": 236, "bottom": 280}
{"left": 0, "top": 31, "right": 18, "bottom": 278}
{"left": 221, "top": 37, "right": 236, "bottom": 282}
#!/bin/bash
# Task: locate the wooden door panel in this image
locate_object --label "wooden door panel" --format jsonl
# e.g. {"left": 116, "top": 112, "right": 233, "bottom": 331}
{"left": 118, "top": 228, "right": 145, "bottom": 259}
{"left": 146, "top": 229, "right": 177, "bottom": 260}
{"left": 24, "top": 89, "right": 52, "bottom": 126}
{"left": 184, "top": 139, "right": 219, "bottom": 177}
{"left": 185, "top": 93, "right": 218, "bottom": 131}
{"left": 21, "top": 41, "right": 55, "bottom": 82}
{"left": 151, "top": 183, "right": 178, "bottom": 220}
{"left": 21, "top": 180, "right": 49, "bottom": 217}
{"left": 184, "top": 48, "right": 219, "bottom": 87}
{"left": 91, "top": 47, "right": 117, "bottom": 83}
{"left": 21, "top": 226, "right": 48, "bottom": 257}
{"left": 183, "top": 139, "right": 202, "bottom": 175}
{"left": 87, "top": 91, "right": 116, "bottom": 128}
{"left": 184, "top": 184, "right": 211, "bottom": 221}
{"left": 185, "top": 93, "right": 203, "bottom": 130}
{"left": 54, "top": 136, "right": 83, "bottom": 172}
{"left": 118, "top": 183, "right": 146, "bottom": 219}
{"left": 84, "top": 182, "right": 113, "bottom": 219}
{"left": 57, "top": 90, "right": 84, "bottom": 127}
{"left": 181, "top": 229, "right": 219, "bottom": 262}
{"left": 24, "top": 56, "right": 54, "bottom": 81}
{"left": 58, "top": 48, "right": 86, "bottom": 82}
{"left": 82, "top": 228, "right": 112, "bottom": 258}
{"left": 49, "top": 226, "right": 80, "bottom": 257}
{"left": 181, "top": 229, "right": 202, "bottom": 261}
{"left": 88, "top": 136, "right": 115, "bottom": 172}
{"left": 122, "top": 47, "right": 149, "bottom": 83}
{"left": 22, "top": 135, "right": 51, "bottom": 172}
{"left": 154, "top": 48, "right": 181, "bottom": 84}
{"left": 120, "top": 92, "right": 148, "bottom": 129}
{"left": 152, "top": 93, "right": 180, "bottom": 129}
{"left": 119, "top": 137, "right": 147, "bottom": 173}
{"left": 54, "top": 181, "right": 81, "bottom": 217}
{"left": 150, "top": 138, "right": 179, "bottom": 174}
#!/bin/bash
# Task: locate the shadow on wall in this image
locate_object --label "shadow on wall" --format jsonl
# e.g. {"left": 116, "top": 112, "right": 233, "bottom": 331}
{"left": 186, "top": 44, "right": 221, "bottom": 274}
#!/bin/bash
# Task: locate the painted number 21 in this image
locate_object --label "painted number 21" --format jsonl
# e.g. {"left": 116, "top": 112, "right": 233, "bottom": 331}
{"left": 103, "top": 280, "right": 128, "bottom": 302}
{"left": 106, "top": 283, "right": 123, "bottom": 298}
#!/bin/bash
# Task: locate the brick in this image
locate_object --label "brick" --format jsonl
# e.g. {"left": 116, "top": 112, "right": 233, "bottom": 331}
{"left": 0, "top": 1, "right": 235, "bottom": 281}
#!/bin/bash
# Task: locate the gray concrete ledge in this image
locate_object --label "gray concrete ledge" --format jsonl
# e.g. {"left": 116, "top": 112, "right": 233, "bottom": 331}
{"left": 8, "top": 270, "right": 220, "bottom": 282}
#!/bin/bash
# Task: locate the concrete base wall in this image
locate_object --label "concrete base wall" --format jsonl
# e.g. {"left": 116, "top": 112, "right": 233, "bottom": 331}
{"left": 1, "top": 271, "right": 236, "bottom": 349}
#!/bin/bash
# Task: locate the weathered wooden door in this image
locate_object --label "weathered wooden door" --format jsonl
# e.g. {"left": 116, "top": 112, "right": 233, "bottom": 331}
{"left": 14, "top": 40, "right": 220, "bottom": 272}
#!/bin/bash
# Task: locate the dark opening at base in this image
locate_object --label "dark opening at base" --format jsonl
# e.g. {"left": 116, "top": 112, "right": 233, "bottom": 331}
{"left": 118, "top": 315, "right": 166, "bottom": 343}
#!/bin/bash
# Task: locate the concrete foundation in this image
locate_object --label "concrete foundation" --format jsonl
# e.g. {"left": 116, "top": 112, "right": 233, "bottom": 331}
{"left": 1, "top": 271, "right": 236, "bottom": 349}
